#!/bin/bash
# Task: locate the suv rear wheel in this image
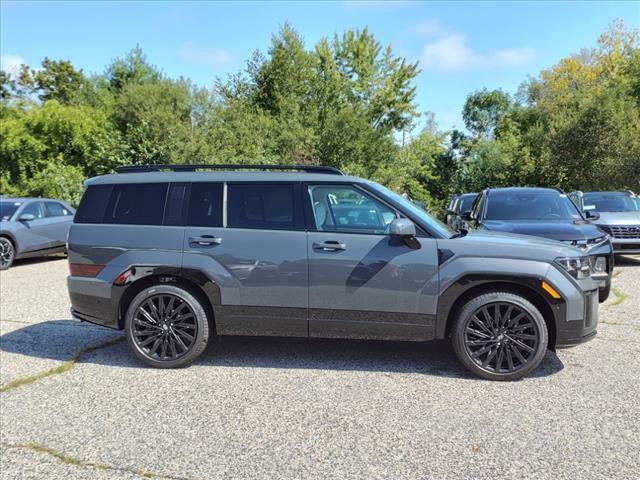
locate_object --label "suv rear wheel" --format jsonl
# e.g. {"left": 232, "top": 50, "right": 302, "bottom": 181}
{"left": 451, "top": 291, "right": 548, "bottom": 381}
{"left": 125, "top": 285, "right": 211, "bottom": 368}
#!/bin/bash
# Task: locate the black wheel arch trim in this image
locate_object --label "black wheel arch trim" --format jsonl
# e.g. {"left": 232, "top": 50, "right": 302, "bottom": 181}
{"left": 436, "top": 273, "right": 565, "bottom": 349}
{"left": 114, "top": 265, "right": 222, "bottom": 329}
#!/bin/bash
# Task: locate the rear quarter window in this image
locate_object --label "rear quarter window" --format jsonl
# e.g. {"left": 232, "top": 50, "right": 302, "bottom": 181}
{"left": 75, "top": 185, "right": 114, "bottom": 223}
{"left": 105, "top": 183, "right": 168, "bottom": 225}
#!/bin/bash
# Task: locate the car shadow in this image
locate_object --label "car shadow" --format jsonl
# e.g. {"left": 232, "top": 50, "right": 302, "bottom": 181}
{"left": 7, "top": 255, "right": 67, "bottom": 269}
{"left": 614, "top": 254, "right": 640, "bottom": 267}
{"left": 0, "top": 320, "right": 565, "bottom": 380}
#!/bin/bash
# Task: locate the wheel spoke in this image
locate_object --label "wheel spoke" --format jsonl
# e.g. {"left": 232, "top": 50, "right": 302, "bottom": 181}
{"left": 138, "top": 333, "right": 161, "bottom": 348}
{"left": 510, "top": 343, "right": 527, "bottom": 364}
{"left": 482, "top": 345, "right": 498, "bottom": 368}
{"left": 495, "top": 345, "right": 505, "bottom": 372}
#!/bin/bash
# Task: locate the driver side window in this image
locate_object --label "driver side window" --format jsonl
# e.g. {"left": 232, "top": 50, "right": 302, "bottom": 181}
{"left": 308, "top": 185, "right": 397, "bottom": 234}
{"left": 21, "top": 202, "right": 46, "bottom": 219}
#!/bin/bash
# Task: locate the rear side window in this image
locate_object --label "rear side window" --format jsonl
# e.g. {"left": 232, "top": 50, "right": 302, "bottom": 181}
{"left": 105, "top": 183, "right": 168, "bottom": 225}
{"left": 187, "top": 183, "right": 223, "bottom": 227}
{"left": 227, "top": 184, "right": 296, "bottom": 230}
{"left": 45, "top": 202, "right": 72, "bottom": 217}
{"left": 75, "top": 185, "right": 113, "bottom": 223}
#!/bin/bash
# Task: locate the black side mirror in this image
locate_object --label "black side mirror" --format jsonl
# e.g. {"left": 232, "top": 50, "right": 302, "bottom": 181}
{"left": 460, "top": 210, "right": 473, "bottom": 221}
{"left": 585, "top": 210, "right": 600, "bottom": 221}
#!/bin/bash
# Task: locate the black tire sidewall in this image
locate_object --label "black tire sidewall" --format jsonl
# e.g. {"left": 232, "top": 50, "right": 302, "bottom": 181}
{"left": 598, "top": 280, "right": 611, "bottom": 303}
{"left": 451, "top": 292, "right": 548, "bottom": 381}
{"left": 125, "top": 284, "right": 210, "bottom": 368}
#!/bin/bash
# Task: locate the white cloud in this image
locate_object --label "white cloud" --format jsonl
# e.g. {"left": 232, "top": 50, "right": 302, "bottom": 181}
{"left": 178, "top": 42, "right": 232, "bottom": 67}
{"left": 0, "top": 54, "right": 27, "bottom": 76}
{"left": 417, "top": 25, "right": 535, "bottom": 71}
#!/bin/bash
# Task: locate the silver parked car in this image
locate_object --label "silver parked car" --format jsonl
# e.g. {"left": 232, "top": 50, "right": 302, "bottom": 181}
{"left": 0, "top": 197, "right": 75, "bottom": 270}
{"left": 580, "top": 191, "right": 640, "bottom": 255}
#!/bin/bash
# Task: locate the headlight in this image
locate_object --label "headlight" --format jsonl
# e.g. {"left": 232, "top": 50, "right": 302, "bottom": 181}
{"left": 555, "top": 256, "right": 591, "bottom": 279}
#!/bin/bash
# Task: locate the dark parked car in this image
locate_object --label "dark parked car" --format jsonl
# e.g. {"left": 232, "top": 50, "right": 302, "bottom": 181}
{"left": 67, "top": 165, "right": 600, "bottom": 380}
{"left": 465, "top": 187, "right": 613, "bottom": 302}
{"left": 445, "top": 193, "right": 477, "bottom": 230}
{"left": 0, "top": 197, "right": 75, "bottom": 270}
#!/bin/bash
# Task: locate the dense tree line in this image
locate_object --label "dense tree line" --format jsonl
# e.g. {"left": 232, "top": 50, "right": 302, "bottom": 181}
{"left": 1, "top": 21, "right": 638, "bottom": 211}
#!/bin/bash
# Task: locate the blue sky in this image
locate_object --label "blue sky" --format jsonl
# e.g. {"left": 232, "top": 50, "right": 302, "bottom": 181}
{"left": 2, "top": 1, "right": 638, "bottom": 132}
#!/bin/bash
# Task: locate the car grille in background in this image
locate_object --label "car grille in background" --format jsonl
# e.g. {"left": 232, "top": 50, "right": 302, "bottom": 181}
{"left": 609, "top": 226, "right": 640, "bottom": 239}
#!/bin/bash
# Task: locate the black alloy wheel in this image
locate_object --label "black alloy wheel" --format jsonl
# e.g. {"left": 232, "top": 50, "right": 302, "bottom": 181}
{"left": 464, "top": 302, "right": 539, "bottom": 374}
{"left": 125, "top": 285, "right": 211, "bottom": 368}
{"left": 451, "top": 292, "right": 548, "bottom": 381}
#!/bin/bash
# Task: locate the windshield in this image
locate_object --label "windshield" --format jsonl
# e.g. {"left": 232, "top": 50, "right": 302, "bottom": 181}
{"left": 367, "top": 182, "right": 455, "bottom": 238}
{"left": 458, "top": 194, "right": 477, "bottom": 212}
{"left": 583, "top": 193, "right": 640, "bottom": 212}
{"left": 485, "top": 192, "right": 583, "bottom": 221}
{"left": 0, "top": 201, "right": 21, "bottom": 221}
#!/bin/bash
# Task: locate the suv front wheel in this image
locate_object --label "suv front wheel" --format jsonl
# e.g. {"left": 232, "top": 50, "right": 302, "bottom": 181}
{"left": 451, "top": 291, "right": 548, "bottom": 381}
{"left": 125, "top": 285, "right": 211, "bottom": 368}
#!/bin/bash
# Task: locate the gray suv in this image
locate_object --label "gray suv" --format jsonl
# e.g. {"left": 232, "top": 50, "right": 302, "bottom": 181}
{"left": 67, "top": 165, "right": 600, "bottom": 380}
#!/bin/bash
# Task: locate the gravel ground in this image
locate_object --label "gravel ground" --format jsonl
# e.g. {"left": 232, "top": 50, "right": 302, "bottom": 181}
{"left": 1, "top": 255, "right": 639, "bottom": 480}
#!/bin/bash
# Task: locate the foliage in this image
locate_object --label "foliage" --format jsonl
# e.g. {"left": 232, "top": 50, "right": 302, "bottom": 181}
{"left": 0, "top": 21, "right": 638, "bottom": 212}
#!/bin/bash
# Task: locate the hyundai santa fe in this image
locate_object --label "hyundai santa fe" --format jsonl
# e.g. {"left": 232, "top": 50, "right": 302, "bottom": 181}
{"left": 67, "top": 165, "right": 600, "bottom": 381}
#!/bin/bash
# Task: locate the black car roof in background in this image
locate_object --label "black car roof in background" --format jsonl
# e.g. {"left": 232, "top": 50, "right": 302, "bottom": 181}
{"left": 484, "top": 187, "right": 564, "bottom": 195}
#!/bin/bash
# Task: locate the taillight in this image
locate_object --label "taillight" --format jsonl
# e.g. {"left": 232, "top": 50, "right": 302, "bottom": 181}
{"left": 69, "top": 263, "right": 105, "bottom": 277}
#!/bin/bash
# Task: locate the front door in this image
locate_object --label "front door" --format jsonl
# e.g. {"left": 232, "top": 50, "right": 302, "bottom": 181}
{"left": 306, "top": 183, "right": 439, "bottom": 341}
{"left": 182, "top": 182, "right": 308, "bottom": 337}
{"left": 14, "top": 201, "right": 54, "bottom": 253}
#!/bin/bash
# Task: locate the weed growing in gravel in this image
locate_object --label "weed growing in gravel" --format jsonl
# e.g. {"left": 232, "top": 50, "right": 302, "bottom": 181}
{"left": 0, "top": 336, "right": 124, "bottom": 393}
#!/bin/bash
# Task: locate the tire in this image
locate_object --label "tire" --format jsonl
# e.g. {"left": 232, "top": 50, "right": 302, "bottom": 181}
{"left": 125, "top": 285, "right": 211, "bottom": 368}
{"left": 0, "top": 237, "right": 15, "bottom": 270}
{"left": 451, "top": 291, "right": 548, "bottom": 381}
{"left": 598, "top": 280, "right": 611, "bottom": 303}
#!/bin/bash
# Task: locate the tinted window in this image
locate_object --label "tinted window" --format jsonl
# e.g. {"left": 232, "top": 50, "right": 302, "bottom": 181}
{"left": 0, "top": 202, "right": 21, "bottom": 221}
{"left": 105, "top": 183, "right": 168, "bottom": 225}
{"left": 21, "top": 202, "right": 46, "bottom": 219}
{"left": 458, "top": 195, "right": 477, "bottom": 213}
{"left": 164, "top": 183, "right": 189, "bottom": 226}
{"left": 485, "top": 192, "right": 583, "bottom": 220}
{"left": 187, "top": 183, "right": 223, "bottom": 227}
{"left": 228, "top": 184, "right": 295, "bottom": 230}
{"left": 309, "top": 184, "right": 397, "bottom": 234}
{"left": 75, "top": 185, "right": 113, "bottom": 224}
{"left": 45, "top": 202, "right": 71, "bottom": 217}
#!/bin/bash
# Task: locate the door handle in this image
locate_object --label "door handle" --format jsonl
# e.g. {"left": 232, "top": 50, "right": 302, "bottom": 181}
{"left": 189, "top": 235, "right": 222, "bottom": 247}
{"left": 312, "top": 241, "right": 346, "bottom": 252}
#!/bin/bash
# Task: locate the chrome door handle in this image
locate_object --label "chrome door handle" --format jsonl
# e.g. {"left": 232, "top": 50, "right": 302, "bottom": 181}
{"left": 189, "top": 235, "right": 222, "bottom": 246}
{"left": 312, "top": 241, "right": 346, "bottom": 252}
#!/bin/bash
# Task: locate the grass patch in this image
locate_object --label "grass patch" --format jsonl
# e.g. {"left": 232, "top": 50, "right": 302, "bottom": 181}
{"left": 610, "top": 287, "right": 629, "bottom": 306}
{"left": 0, "top": 337, "right": 123, "bottom": 393}
{"left": 1, "top": 442, "right": 184, "bottom": 479}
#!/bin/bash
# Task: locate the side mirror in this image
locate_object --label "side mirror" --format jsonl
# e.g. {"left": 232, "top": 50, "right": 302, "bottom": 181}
{"left": 389, "top": 218, "right": 416, "bottom": 238}
{"left": 460, "top": 210, "right": 473, "bottom": 221}
{"left": 18, "top": 213, "right": 35, "bottom": 222}
{"left": 585, "top": 210, "right": 600, "bottom": 221}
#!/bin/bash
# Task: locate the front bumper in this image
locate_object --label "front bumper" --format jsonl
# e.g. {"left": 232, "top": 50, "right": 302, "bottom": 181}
{"left": 556, "top": 288, "right": 599, "bottom": 348}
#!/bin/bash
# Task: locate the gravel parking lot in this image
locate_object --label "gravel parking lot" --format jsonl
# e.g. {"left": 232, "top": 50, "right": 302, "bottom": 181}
{"left": 1, "top": 255, "right": 639, "bottom": 480}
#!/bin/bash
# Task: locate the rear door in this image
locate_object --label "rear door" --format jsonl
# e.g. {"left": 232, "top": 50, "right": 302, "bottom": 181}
{"left": 306, "top": 183, "right": 439, "bottom": 341}
{"left": 182, "top": 182, "right": 308, "bottom": 337}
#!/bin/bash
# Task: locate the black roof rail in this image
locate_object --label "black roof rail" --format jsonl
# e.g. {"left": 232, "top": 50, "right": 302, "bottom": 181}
{"left": 115, "top": 164, "right": 344, "bottom": 175}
